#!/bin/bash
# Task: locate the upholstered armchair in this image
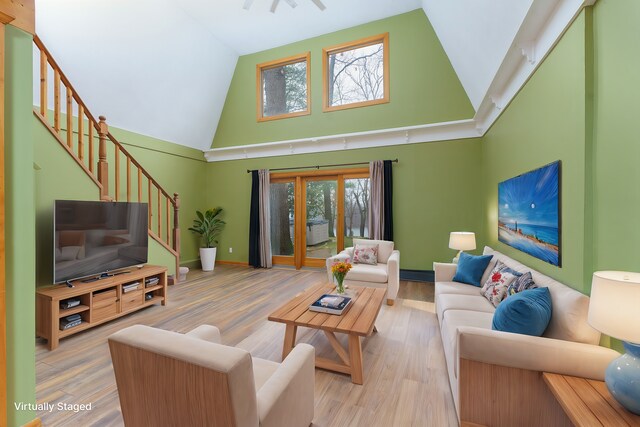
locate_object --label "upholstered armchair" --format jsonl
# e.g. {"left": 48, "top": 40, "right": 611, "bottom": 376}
{"left": 108, "top": 324, "right": 315, "bottom": 427}
{"left": 326, "top": 238, "right": 400, "bottom": 306}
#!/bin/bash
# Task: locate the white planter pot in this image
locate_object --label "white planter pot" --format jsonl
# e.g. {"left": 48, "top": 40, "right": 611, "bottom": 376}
{"left": 200, "top": 247, "right": 217, "bottom": 272}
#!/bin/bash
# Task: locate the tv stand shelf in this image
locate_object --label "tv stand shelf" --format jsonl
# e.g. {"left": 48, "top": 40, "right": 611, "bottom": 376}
{"left": 36, "top": 265, "right": 168, "bottom": 350}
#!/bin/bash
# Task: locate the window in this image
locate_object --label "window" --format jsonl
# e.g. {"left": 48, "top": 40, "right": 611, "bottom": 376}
{"left": 323, "top": 33, "right": 389, "bottom": 112}
{"left": 257, "top": 53, "right": 311, "bottom": 122}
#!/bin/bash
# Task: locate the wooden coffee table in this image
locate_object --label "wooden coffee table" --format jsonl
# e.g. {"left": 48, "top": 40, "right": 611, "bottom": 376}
{"left": 268, "top": 283, "right": 385, "bottom": 385}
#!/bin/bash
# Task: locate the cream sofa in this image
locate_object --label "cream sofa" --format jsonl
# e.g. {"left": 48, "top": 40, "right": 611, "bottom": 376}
{"left": 326, "top": 238, "right": 399, "bottom": 305}
{"left": 434, "top": 246, "right": 620, "bottom": 427}
{"left": 108, "top": 324, "right": 315, "bottom": 427}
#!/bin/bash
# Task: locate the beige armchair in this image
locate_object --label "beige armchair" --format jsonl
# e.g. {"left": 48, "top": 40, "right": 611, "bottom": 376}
{"left": 326, "top": 238, "right": 399, "bottom": 306}
{"left": 108, "top": 324, "right": 315, "bottom": 427}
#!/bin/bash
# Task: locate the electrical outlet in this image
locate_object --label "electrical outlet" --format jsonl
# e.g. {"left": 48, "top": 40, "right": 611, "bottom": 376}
{"left": 229, "top": 247, "right": 233, "bottom": 253}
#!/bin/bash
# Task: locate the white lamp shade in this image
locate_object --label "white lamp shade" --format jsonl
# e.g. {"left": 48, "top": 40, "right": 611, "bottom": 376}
{"left": 449, "top": 232, "right": 476, "bottom": 251}
{"left": 588, "top": 271, "right": 640, "bottom": 344}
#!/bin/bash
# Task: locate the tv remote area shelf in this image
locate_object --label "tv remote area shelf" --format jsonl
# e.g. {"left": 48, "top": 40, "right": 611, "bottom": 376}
{"left": 36, "top": 265, "right": 168, "bottom": 350}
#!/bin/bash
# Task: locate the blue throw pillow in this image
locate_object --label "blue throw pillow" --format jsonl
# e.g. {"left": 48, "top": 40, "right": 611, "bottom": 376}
{"left": 452, "top": 252, "right": 493, "bottom": 287}
{"left": 492, "top": 287, "right": 552, "bottom": 337}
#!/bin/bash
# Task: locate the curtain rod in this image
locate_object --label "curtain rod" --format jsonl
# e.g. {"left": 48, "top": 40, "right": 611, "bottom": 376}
{"left": 246, "top": 158, "right": 398, "bottom": 173}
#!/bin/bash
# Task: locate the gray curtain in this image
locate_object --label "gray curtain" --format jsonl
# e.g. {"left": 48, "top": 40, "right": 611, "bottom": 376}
{"left": 368, "top": 160, "right": 384, "bottom": 240}
{"left": 258, "top": 169, "right": 272, "bottom": 268}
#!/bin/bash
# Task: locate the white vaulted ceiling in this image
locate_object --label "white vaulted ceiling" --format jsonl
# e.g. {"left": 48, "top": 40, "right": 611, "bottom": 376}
{"left": 35, "top": 0, "right": 423, "bottom": 150}
{"left": 421, "top": 0, "right": 534, "bottom": 110}
{"left": 177, "top": 0, "right": 423, "bottom": 55}
{"left": 35, "top": 0, "right": 574, "bottom": 152}
{"left": 35, "top": 0, "right": 239, "bottom": 150}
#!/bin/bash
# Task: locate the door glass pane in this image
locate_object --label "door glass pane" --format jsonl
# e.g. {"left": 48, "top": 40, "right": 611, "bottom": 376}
{"left": 344, "top": 178, "right": 370, "bottom": 248}
{"left": 305, "top": 180, "right": 337, "bottom": 259}
{"left": 270, "top": 182, "right": 295, "bottom": 256}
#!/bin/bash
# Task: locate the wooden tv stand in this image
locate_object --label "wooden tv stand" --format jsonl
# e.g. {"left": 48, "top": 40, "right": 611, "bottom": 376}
{"left": 36, "top": 265, "right": 168, "bottom": 350}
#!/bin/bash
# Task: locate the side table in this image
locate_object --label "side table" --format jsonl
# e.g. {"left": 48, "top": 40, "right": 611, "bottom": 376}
{"left": 543, "top": 372, "right": 640, "bottom": 426}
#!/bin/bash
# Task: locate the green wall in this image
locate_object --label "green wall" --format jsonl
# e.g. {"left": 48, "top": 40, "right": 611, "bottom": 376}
{"left": 480, "top": 13, "right": 590, "bottom": 291}
{"left": 108, "top": 128, "right": 208, "bottom": 266}
{"left": 33, "top": 118, "right": 208, "bottom": 284}
{"left": 479, "top": 2, "right": 636, "bottom": 352}
{"left": 207, "top": 139, "right": 483, "bottom": 270}
{"left": 8, "top": 3, "right": 640, "bottom": 423}
{"left": 212, "top": 9, "right": 474, "bottom": 148}
{"left": 591, "top": 0, "right": 640, "bottom": 273}
{"left": 482, "top": 0, "right": 640, "bottom": 305}
{"left": 34, "top": 119, "right": 98, "bottom": 286}
{"left": 208, "top": 8, "right": 481, "bottom": 270}
{"left": 5, "top": 26, "right": 36, "bottom": 427}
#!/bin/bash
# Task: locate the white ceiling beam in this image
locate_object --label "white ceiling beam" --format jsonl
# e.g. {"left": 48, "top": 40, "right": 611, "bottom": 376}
{"left": 204, "top": 120, "right": 480, "bottom": 161}
{"left": 474, "top": 0, "right": 592, "bottom": 133}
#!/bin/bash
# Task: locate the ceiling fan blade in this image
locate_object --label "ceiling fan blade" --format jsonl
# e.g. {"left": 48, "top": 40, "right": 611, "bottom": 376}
{"left": 270, "top": 0, "right": 280, "bottom": 13}
{"left": 242, "top": 0, "right": 254, "bottom": 10}
{"left": 283, "top": 0, "right": 298, "bottom": 8}
{"left": 310, "top": 0, "right": 326, "bottom": 10}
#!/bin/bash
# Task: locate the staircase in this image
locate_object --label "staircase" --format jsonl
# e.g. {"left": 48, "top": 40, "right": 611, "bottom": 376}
{"left": 33, "top": 35, "right": 181, "bottom": 280}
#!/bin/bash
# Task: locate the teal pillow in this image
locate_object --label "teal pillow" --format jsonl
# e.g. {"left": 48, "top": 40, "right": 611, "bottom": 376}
{"left": 492, "top": 287, "right": 552, "bottom": 336}
{"left": 452, "top": 252, "right": 493, "bottom": 287}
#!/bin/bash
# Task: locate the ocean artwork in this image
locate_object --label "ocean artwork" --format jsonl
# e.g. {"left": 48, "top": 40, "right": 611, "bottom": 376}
{"left": 498, "top": 161, "right": 561, "bottom": 266}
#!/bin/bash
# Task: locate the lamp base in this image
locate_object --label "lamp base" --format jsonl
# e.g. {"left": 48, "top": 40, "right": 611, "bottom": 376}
{"left": 605, "top": 341, "right": 640, "bottom": 415}
{"left": 452, "top": 250, "right": 463, "bottom": 264}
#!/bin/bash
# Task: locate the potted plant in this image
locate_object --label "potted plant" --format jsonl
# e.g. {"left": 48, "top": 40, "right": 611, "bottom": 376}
{"left": 188, "top": 207, "right": 226, "bottom": 271}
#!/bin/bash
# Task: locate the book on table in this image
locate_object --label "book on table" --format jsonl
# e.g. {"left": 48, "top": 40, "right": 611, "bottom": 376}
{"left": 59, "top": 313, "right": 83, "bottom": 330}
{"left": 145, "top": 277, "right": 160, "bottom": 287}
{"left": 309, "top": 294, "right": 352, "bottom": 315}
{"left": 122, "top": 282, "right": 140, "bottom": 293}
{"left": 60, "top": 298, "right": 80, "bottom": 309}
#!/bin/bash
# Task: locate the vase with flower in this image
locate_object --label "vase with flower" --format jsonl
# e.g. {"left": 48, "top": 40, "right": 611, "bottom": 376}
{"left": 331, "top": 261, "right": 352, "bottom": 294}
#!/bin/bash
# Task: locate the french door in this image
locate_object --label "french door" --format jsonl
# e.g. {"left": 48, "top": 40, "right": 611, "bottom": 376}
{"left": 270, "top": 168, "right": 370, "bottom": 269}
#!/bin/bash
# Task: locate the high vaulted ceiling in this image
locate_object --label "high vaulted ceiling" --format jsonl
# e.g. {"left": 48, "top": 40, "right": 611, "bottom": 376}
{"left": 422, "top": 0, "right": 533, "bottom": 109}
{"left": 35, "top": 0, "right": 538, "bottom": 151}
{"left": 178, "top": 0, "right": 422, "bottom": 55}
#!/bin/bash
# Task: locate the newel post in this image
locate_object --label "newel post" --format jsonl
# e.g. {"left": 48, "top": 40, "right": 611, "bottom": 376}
{"left": 97, "top": 115, "right": 109, "bottom": 200}
{"left": 173, "top": 192, "right": 181, "bottom": 281}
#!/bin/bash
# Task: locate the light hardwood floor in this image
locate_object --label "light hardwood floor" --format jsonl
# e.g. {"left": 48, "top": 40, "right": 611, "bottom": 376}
{"left": 36, "top": 265, "right": 457, "bottom": 426}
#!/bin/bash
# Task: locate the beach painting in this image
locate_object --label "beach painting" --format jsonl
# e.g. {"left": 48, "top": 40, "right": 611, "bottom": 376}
{"left": 498, "top": 161, "right": 561, "bottom": 266}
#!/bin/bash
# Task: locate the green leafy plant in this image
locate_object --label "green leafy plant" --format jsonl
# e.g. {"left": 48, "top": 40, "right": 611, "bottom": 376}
{"left": 188, "top": 208, "right": 226, "bottom": 248}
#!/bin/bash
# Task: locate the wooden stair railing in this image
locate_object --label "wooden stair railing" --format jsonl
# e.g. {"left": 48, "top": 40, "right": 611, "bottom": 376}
{"left": 33, "top": 35, "right": 181, "bottom": 280}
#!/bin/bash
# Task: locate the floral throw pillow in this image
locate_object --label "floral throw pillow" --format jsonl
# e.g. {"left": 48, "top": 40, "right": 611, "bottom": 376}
{"left": 480, "top": 261, "right": 522, "bottom": 307}
{"left": 353, "top": 245, "right": 378, "bottom": 265}
{"left": 506, "top": 271, "right": 538, "bottom": 297}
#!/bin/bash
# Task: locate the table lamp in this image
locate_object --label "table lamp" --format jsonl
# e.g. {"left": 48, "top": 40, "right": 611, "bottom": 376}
{"left": 588, "top": 271, "right": 640, "bottom": 415}
{"left": 449, "top": 232, "right": 476, "bottom": 263}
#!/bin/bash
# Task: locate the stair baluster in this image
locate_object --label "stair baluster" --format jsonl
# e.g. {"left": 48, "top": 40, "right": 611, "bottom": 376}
{"left": 32, "top": 35, "right": 181, "bottom": 282}
{"left": 97, "top": 115, "right": 109, "bottom": 200}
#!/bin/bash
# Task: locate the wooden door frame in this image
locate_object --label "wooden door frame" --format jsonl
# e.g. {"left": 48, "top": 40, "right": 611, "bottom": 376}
{"left": 270, "top": 168, "right": 369, "bottom": 269}
{"left": 300, "top": 175, "right": 340, "bottom": 268}
{"left": 269, "top": 177, "right": 297, "bottom": 268}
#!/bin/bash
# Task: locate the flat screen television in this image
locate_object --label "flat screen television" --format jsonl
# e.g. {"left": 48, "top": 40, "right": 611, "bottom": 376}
{"left": 54, "top": 200, "right": 149, "bottom": 283}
